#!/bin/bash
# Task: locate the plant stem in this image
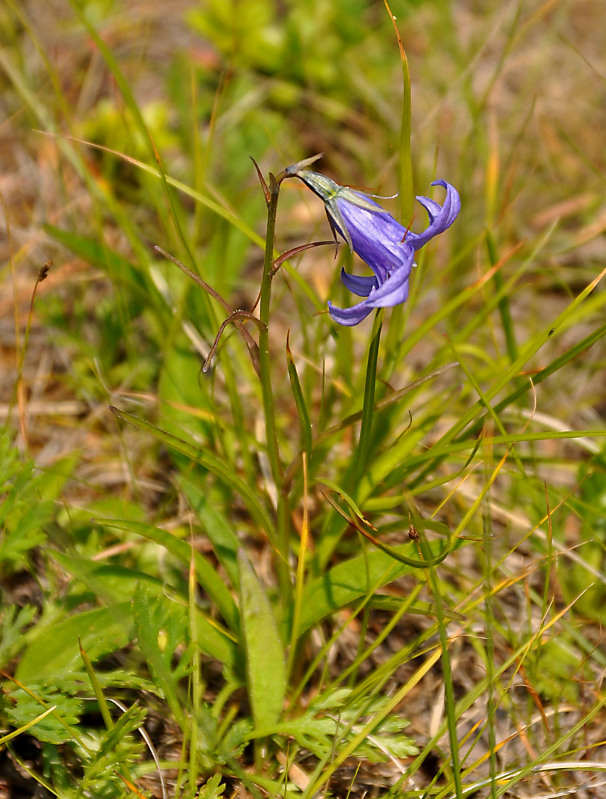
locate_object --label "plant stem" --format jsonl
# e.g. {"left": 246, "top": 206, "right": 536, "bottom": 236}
{"left": 315, "top": 309, "right": 384, "bottom": 569}
{"left": 258, "top": 173, "right": 291, "bottom": 600}
{"left": 353, "top": 308, "right": 384, "bottom": 486}
{"left": 421, "top": 533, "right": 463, "bottom": 799}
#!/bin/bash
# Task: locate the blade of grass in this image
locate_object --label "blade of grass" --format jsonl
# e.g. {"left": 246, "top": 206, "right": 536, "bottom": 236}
{"left": 95, "top": 518, "right": 239, "bottom": 631}
{"left": 302, "top": 646, "right": 443, "bottom": 799}
{"left": 419, "top": 531, "right": 463, "bottom": 799}
{"left": 109, "top": 405, "right": 276, "bottom": 545}
{"left": 384, "top": 0, "right": 413, "bottom": 221}
{"left": 188, "top": 550, "right": 202, "bottom": 796}
{"left": 286, "top": 333, "right": 312, "bottom": 462}
{"left": 316, "top": 309, "right": 384, "bottom": 569}
{"left": 286, "top": 452, "right": 310, "bottom": 683}
{"left": 409, "top": 265, "right": 606, "bottom": 487}
{"left": 487, "top": 229, "right": 519, "bottom": 364}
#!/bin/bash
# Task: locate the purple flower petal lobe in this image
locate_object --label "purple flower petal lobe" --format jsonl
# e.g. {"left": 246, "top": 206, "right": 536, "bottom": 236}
{"left": 287, "top": 165, "right": 460, "bottom": 325}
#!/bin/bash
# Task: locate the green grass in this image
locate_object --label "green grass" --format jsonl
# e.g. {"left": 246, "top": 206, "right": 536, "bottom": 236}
{"left": 1, "top": 0, "right": 606, "bottom": 797}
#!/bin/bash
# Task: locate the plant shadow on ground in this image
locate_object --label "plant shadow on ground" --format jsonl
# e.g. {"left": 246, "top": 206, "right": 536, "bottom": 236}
{"left": 1, "top": 0, "right": 606, "bottom": 797}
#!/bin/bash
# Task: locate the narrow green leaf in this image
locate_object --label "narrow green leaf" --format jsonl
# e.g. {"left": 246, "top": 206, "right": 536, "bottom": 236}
{"left": 286, "top": 334, "right": 312, "bottom": 461}
{"left": 50, "top": 550, "right": 163, "bottom": 605}
{"left": 177, "top": 474, "right": 241, "bottom": 585}
{"left": 408, "top": 269, "right": 606, "bottom": 488}
{"left": 486, "top": 228, "right": 518, "bottom": 363}
{"left": 79, "top": 640, "right": 114, "bottom": 732}
{"left": 317, "top": 310, "right": 383, "bottom": 569}
{"left": 237, "top": 550, "right": 286, "bottom": 730}
{"left": 109, "top": 405, "right": 277, "bottom": 544}
{"left": 354, "top": 309, "right": 383, "bottom": 484}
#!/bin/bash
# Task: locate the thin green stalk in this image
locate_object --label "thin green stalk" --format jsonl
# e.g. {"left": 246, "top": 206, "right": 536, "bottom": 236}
{"left": 383, "top": 0, "right": 413, "bottom": 380}
{"left": 258, "top": 173, "right": 291, "bottom": 600}
{"left": 286, "top": 453, "right": 309, "bottom": 682}
{"left": 353, "top": 308, "right": 384, "bottom": 485}
{"left": 384, "top": 0, "right": 414, "bottom": 221}
{"left": 188, "top": 552, "right": 202, "bottom": 794}
{"left": 421, "top": 533, "right": 463, "bottom": 799}
{"left": 481, "top": 443, "right": 498, "bottom": 799}
{"left": 316, "top": 309, "right": 384, "bottom": 569}
{"left": 486, "top": 229, "right": 518, "bottom": 365}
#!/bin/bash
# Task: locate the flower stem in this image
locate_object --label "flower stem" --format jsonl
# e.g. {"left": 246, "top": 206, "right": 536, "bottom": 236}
{"left": 353, "top": 308, "right": 384, "bottom": 485}
{"left": 258, "top": 173, "right": 291, "bottom": 600}
{"left": 315, "top": 309, "right": 384, "bottom": 569}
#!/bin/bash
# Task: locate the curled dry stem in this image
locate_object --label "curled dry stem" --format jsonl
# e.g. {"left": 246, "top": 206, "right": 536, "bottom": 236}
{"left": 203, "top": 311, "right": 266, "bottom": 373}
{"left": 317, "top": 484, "right": 452, "bottom": 569}
{"left": 154, "top": 245, "right": 261, "bottom": 374}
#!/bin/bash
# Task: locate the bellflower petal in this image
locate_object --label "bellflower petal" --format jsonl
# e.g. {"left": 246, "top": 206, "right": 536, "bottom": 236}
{"left": 364, "top": 262, "right": 411, "bottom": 307}
{"left": 341, "top": 269, "right": 379, "bottom": 297}
{"left": 406, "top": 180, "right": 461, "bottom": 250}
{"left": 327, "top": 301, "right": 374, "bottom": 326}
{"left": 332, "top": 192, "right": 413, "bottom": 283}
{"left": 327, "top": 243, "right": 414, "bottom": 326}
{"left": 287, "top": 163, "right": 460, "bottom": 325}
{"left": 339, "top": 268, "right": 377, "bottom": 297}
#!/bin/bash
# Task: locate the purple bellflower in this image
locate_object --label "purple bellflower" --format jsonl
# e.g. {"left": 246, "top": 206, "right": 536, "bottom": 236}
{"left": 286, "top": 163, "right": 460, "bottom": 325}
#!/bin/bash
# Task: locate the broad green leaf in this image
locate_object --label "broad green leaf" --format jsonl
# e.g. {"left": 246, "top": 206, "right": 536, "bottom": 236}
{"left": 192, "top": 609, "right": 239, "bottom": 670}
{"left": 97, "top": 518, "right": 239, "bottom": 631}
{"left": 17, "top": 604, "right": 132, "bottom": 682}
{"left": 237, "top": 550, "right": 286, "bottom": 730}
{"left": 50, "top": 550, "right": 164, "bottom": 604}
{"left": 132, "top": 584, "right": 188, "bottom": 728}
{"left": 294, "top": 542, "right": 446, "bottom": 637}
{"left": 129, "top": 583, "right": 237, "bottom": 719}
